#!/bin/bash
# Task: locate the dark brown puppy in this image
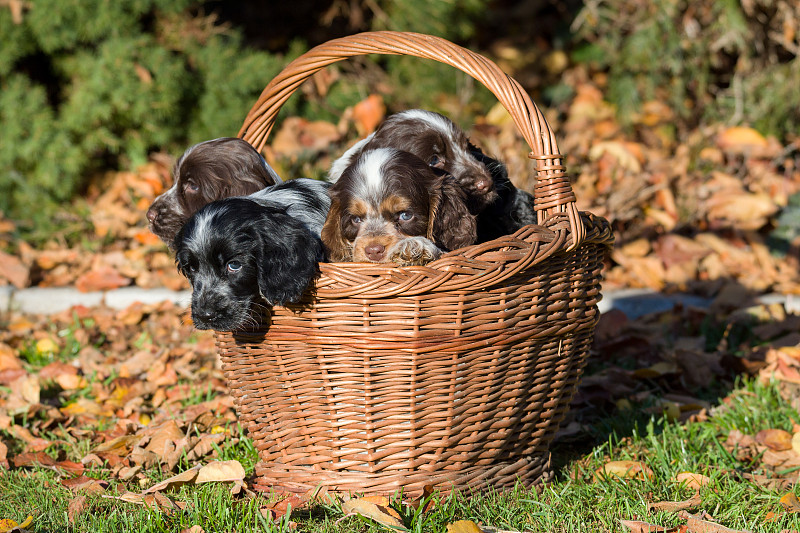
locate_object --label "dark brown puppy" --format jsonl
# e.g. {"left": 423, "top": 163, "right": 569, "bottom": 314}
{"left": 147, "top": 137, "right": 281, "bottom": 248}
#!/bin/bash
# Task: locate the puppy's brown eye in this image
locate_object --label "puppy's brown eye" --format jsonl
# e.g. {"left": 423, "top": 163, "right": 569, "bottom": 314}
{"left": 397, "top": 211, "right": 413, "bottom": 222}
{"left": 226, "top": 261, "right": 242, "bottom": 273}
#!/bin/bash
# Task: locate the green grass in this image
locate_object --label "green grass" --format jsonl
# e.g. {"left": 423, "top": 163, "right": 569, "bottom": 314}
{"left": 2, "top": 378, "right": 800, "bottom": 532}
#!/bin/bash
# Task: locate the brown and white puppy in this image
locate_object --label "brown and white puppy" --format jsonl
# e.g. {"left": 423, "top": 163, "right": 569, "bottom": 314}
{"left": 322, "top": 148, "right": 476, "bottom": 266}
{"left": 328, "top": 109, "right": 498, "bottom": 214}
{"left": 147, "top": 137, "right": 282, "bottom": 248}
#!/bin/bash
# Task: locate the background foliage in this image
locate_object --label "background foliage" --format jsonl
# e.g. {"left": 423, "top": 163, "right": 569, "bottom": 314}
{"left": 1, "top": 0, "right": 798, "bottom": 227}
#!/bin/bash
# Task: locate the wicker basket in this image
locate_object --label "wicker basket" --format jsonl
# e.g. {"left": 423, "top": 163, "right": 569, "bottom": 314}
{"left": 216, "top": 31, "right": 614, "bottom": 496}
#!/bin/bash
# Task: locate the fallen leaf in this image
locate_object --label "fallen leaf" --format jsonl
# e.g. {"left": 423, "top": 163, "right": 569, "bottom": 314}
{"left": 595, "top": 460, "right": 654, "bottom": 481}
{"left": 620, "top": 519, "right": 679, "bottom": 533}
{"left": 352, "top": 94, "right": 386, "bottom": 136}
{"left": 780, "top": 493, "right": 800, "bottom": 513}
{"left": 756, "top": 429, "right": 793, "bottom": 451}
{"left": 142, "top": 464, "right": 201, "bottom": 494}
{"left": 446, "top": 520, "right": 485, "bottom": 533}
{"left": 678, "top": 511, "right": 753, "bottom": 533}
{"left": 12, "top": 451, "right": 55, "bottom": 468}
{"left": 195, "top": 460, "right": 245, "bottom": 484}
{"left": 0, "top": 250, "right": 29, "bottom": 289}
{"left": 717, "top": 126, "right": 767, "bottom": 151}
{"left": 0, "top": 516, "right": 33, "bottom": 533}
{"left": 674, "top": 472, "right": 712, "bottom": 490}
{"left": 74, "top": 266, "right": 130, "bottom": 293}
{"left": 61, "top": 475, "right": 109, "bottom": 494}
{"left": 93, "top": 435, "right": 143, "bottom": 456}
{"left": 67, "top": 495, "right": 88, "bottom": 524}
{"left": 648, "top": 491, "right": 702, "bottom": 512}
{"left": 341, "top": 497, "right": 404, "bottom": 529}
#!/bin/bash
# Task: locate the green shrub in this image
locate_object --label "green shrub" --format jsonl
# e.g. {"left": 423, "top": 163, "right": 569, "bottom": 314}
{"left": 571, "top": 0, "right": 800, "bottom": 138}
{"left": 0, "top": 1, "right": 300, "bottom": 221}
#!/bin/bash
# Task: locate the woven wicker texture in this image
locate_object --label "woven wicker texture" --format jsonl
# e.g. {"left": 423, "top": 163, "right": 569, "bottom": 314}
{"left": 216, "top": 31, "right": 614, "bottom": 496}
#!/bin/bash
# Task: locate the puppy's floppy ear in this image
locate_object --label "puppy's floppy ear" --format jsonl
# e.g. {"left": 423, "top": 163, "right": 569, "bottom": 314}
{"left": 430, "top": 175, "right": 478, "bottom": 252}
{"left": 254, "top": 211, "right": 324, "bottom": 306}
{"left": 320, "top": 196, "right": 352, "bottom": 262}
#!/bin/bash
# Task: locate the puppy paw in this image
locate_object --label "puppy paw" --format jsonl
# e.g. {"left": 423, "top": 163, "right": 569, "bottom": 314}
{"left": 388, "top": 237, "right": 442, "bottom": 266}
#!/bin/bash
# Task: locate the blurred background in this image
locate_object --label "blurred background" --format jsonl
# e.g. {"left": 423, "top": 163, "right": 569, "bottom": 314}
{"left": 0, "top": 0, "right": 798, "bottom": 296}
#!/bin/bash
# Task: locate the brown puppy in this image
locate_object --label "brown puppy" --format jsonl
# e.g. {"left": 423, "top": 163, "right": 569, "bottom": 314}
{"left": 147, "top": 137, "right": 281, "bottom": 248}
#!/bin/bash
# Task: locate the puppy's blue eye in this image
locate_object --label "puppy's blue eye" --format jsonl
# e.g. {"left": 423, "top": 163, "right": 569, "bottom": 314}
{"left": 226, "top": 261, "right": 242, "bottom": 273}
{"left": 429, "top": 155, "right": 440, "bottom": 166}
{"left": 398, "top": 211, "right": 413, "bottom": 222}
{"left": 352, "top": 216, "right": 362, "bottom": 224}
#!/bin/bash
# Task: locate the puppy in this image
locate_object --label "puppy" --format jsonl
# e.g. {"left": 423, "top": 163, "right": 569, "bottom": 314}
{"left": 322, "top": 148, "right": 476, "bottom": 266}
{"left": 147, "top": 137, "right": 282, "bottom": 248}
{"left": 468, "top": 144, "right": 537, "bottom": 242}
{"left": 329, "top": 109, "right": 537, "bottom": 241}
{"left": 328, "top": 109, "right": 497, "bottom": 213}
{"left": 174, "top": 178, "right": 330, "bottom": 331}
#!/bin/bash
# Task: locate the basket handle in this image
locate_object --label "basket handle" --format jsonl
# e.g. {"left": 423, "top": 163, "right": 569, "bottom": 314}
{"left": 239, "top": 31, "right": 585, "bottom": 250}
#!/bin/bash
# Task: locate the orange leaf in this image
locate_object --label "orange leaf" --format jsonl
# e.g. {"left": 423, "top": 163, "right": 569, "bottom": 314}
{"left": 352, "top": 94, "right": 386, "bottom": 136}
{"left": 341, "top": 497, "right": 404, "bottom": 529}
{"left": 620, "top": 519, "right": 680, "bottom": 533}
{"left": 595, "top": 460, "right": 654, "bottom": 481}
{"left": 756, "top": 429, "right": 793, "bottom": 451}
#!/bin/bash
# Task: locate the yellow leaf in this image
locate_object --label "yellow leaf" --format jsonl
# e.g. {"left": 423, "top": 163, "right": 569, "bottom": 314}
{"left": 446, "top": 520, "right": 484, "bottom": 533}
{"left": 35, "top": 338, "right": 58, "bottom": 355}
{"left": 717, "top": 126, "right": 767, "bottom": 150}
{"left": 780, "top": 493, "right": 800, "bottom": 512}
{"left": 595, "top": 460, "right": 654, "bottom": 481}
{"left": 0, "top": 516, "right": 32, "bottom": 533}
{"left": 341, "top": 497, "right": 404, "bottom": 529}
{"left": 674, "top": 472, "right": 711, "bottom": 490}
{"left": 195, "top": 460, "right": 245, "bottom": 484}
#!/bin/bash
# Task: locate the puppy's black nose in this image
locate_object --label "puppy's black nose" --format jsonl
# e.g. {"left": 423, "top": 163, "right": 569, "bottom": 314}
{"left": 193, "top": 309, "right": 216, "bottom": 322}
{"left": 365, "top": 244, "right": 386, "bottom": 262}
{"left": 146, "top": 207, "right": 157, "bottom": 223}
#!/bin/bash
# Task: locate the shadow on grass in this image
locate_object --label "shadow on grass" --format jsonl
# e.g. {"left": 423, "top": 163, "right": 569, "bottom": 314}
{"left": 549, "top": 275, "right": 799, "bottom": 475}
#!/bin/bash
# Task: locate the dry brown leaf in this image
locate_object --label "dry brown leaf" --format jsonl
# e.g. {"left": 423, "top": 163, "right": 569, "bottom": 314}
{"left": 61, "top": 475, "right": 109, "bottom": 494}
{"left": 12, "top": 451, "right": 55, "bottom": 468}
{"left": 195, "top": 460, "right": 245, "bottom": 484}
{"left": 595, "top": 460, "right": 654, "bottom": 481}
{"left": 341, "top": 497, "right": 404, "bottom": 529}
{"left": 67, "top": 495, "right": 87, "bottom": 524}
{"left": 756, "top": 429, "right": 793, "bottom": 451}
{"left": 678, "top": 511, "right": 753, "bottom": 533}
{"left": 620, "top": 519, "right": 679, "bottom": 533}
{"left": 674, "top": 472, "right": 712, "bottom": 490}
{"left": 142, "top": 464, "right": 201, "bottom": 494}
{"left": 74, "top": 265, "right": 131, "bottom": 292}
{"left": 446, "top": 520, "right": 485, "bottom": 533}
{"left": 93, "top": 434, "right": 143, "bottom": 456}
{"left": 143, "top": 420, "right": 184, "bottom": 457}
{"left": 0, "top": 250, "right": 29, "bottom": 289}
{"left": 648, "top": 491, "right": 702, "bottom": 512}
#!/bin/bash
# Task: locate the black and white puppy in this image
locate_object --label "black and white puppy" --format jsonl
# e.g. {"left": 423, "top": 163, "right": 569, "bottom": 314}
{"left": 174, "top": 178, "right": 331, "bottom": 331}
